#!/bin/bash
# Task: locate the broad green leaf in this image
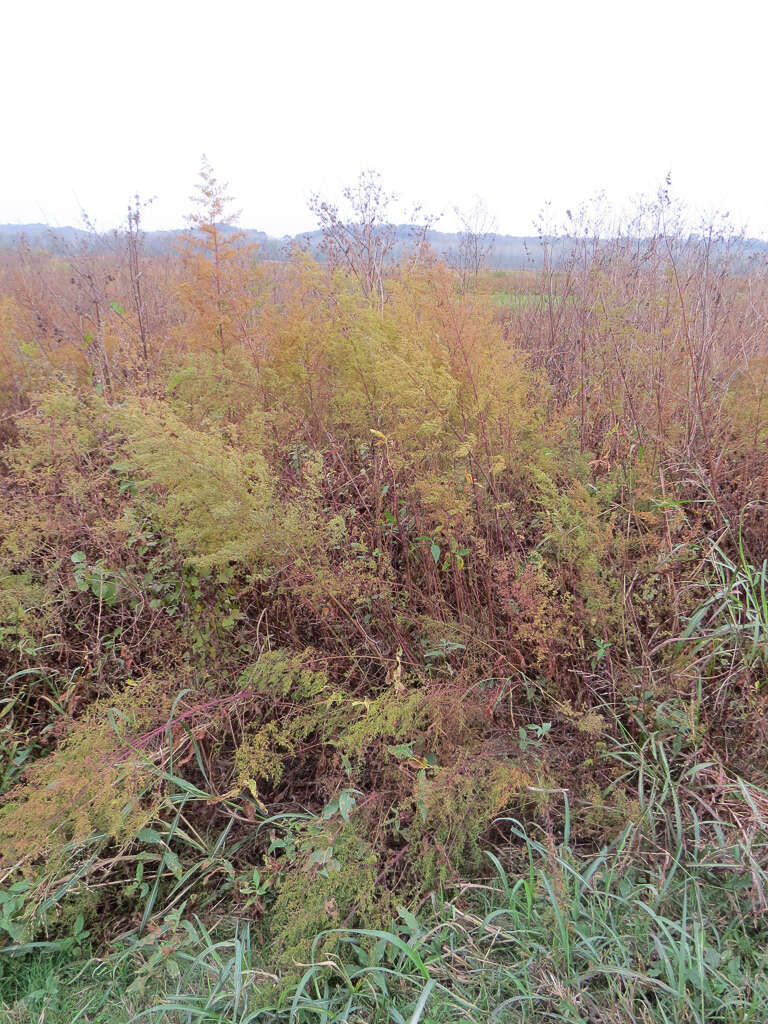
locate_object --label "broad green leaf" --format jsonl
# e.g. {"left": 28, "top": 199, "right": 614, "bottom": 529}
{"left": 136, "top": 828, "right": 165, "bottom": 845}
{"left": 339, "top": 790, "right": 357, "bottom": 821}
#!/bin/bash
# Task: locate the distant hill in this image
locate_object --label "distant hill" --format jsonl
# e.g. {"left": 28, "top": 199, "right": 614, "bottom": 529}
{"left": 0, "top": 223, "right": 92, "bottom": 248}
{"left": 0, "top": 222, "right": 552, "bottom": 269}
{"left": 2, "top": 223, "right": 766, "bottom": 271}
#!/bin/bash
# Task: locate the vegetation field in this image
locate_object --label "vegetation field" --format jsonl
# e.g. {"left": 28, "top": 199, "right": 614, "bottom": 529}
{"left": 1, "top": 172, "right": 767, "bottom": 1022}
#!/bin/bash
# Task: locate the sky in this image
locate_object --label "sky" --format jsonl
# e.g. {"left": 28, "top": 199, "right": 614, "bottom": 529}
{"left": 2, "top": 0, "right": 768, "bottom": 238}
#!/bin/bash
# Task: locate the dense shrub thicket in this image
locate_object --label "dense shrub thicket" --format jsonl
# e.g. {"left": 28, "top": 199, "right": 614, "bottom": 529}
{"left": 1, "top": 174, "right": 767, "bottom": 1021}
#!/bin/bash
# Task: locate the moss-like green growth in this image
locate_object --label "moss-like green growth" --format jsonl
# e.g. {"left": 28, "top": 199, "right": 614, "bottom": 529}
{"left": 266, "top": 824, "right": 388, "bottom": 971}
{"left": 406, "top": 756, "right": 534, "bottom": 888}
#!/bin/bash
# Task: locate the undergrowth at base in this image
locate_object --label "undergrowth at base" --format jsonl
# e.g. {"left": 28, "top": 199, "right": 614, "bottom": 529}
{"left": 3, "top": 739, "right": 767, "bottom": 1022}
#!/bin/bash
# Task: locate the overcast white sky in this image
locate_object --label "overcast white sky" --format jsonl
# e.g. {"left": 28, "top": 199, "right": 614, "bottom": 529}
{"left": 2, "top": 0, "right": 767, "bottom": 237}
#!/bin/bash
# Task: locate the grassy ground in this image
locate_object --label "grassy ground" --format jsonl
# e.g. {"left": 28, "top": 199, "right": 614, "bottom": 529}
{"left": 3, "top": 728, "right": 767, "bottom": 1023}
